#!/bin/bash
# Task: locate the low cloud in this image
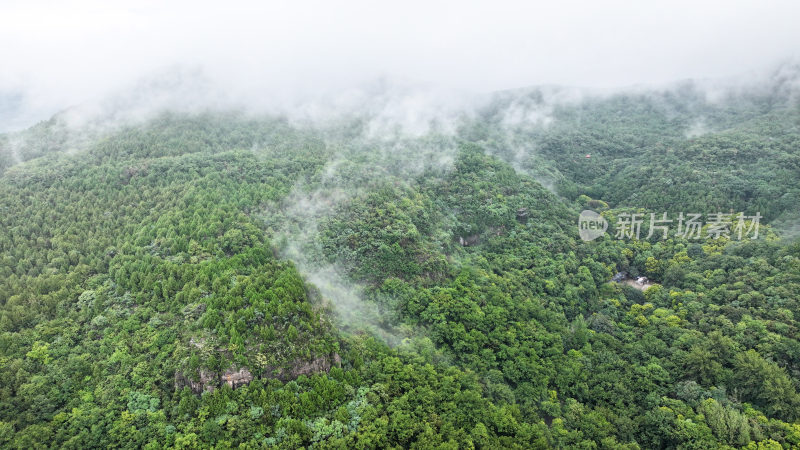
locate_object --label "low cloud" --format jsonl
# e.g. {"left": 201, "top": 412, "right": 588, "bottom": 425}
{"left": 3, "top": 1, "right": 800, "bottom": 132}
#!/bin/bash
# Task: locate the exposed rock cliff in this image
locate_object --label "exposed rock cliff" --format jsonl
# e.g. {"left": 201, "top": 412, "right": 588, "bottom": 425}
{"left": 174, "top": 353, "right": 341, "bottom": 394}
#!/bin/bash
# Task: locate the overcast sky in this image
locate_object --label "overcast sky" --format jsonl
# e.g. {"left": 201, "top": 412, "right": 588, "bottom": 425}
{"left": 2, "top": 0, "right": 799, "bottom": 129}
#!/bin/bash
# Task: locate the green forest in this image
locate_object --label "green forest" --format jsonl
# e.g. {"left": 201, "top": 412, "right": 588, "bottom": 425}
{"left": 1, "top": 76, "right": 799, "bottom": 449}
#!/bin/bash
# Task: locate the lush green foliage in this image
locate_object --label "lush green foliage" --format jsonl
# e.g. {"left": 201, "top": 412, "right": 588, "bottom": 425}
{"left": 1, "top": 82, "right": 799, "bottom": 448}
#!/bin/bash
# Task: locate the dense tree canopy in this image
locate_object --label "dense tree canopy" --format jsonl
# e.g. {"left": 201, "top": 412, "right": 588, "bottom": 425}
{"left": 1, "top": 81, "right": 799, "bottom": 448}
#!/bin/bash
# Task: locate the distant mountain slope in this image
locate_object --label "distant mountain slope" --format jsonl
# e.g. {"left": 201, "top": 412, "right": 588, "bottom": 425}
{"left": 469, "top": 67, "right": 800, "bottom": 226}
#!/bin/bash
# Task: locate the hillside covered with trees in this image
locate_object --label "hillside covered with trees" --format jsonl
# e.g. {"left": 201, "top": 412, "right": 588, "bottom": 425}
{"left": 1, "top": 72, "right": 799, "bottom": 448}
